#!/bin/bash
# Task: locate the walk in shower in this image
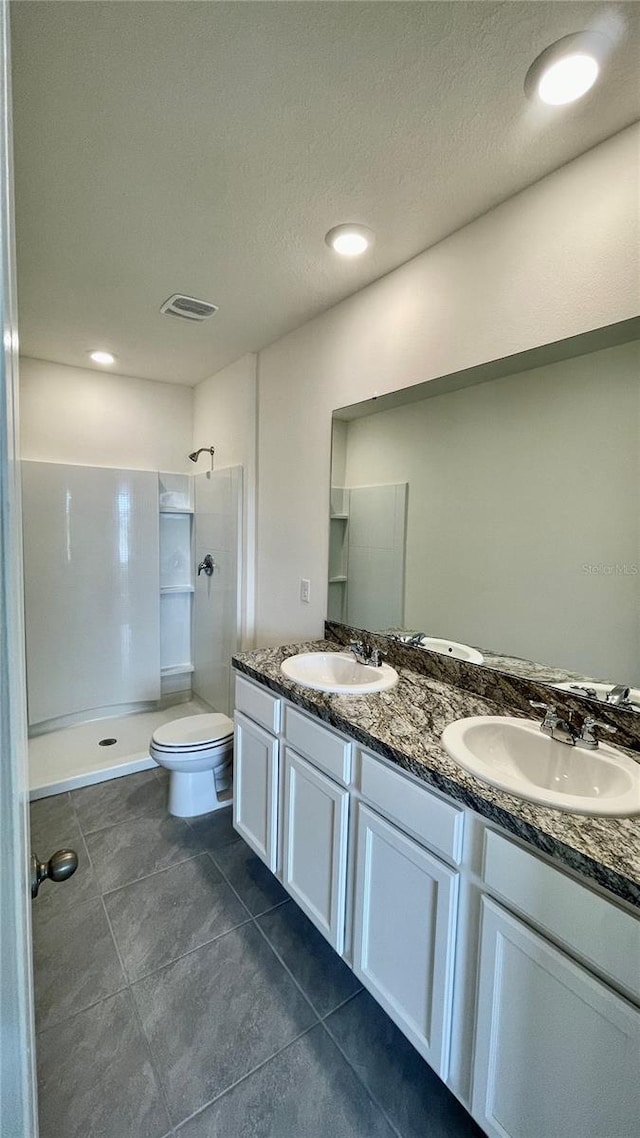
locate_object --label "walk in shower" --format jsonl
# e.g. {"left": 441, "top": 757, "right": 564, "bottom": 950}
{"left": 22, "top": 460, "right": 242, "bottom": 798}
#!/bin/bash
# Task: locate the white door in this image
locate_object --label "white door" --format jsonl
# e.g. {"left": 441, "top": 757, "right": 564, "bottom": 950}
{"left": 233, "top": 711, "right": 279, "bottom": 870}
{"left": 352, "top": 803, "right": 459, "bottom": 1079}
{"left": 0, "top": 0, "right": 39, "bottom": 1131}
{"left": 282, "top": 748, "right": 349, "bottom": 953}
{"left": 472, "top": 897, "right": 640, "bottom": 1138}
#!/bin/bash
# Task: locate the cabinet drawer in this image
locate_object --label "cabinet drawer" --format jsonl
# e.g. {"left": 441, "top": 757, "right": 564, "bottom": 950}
{"left": 235, "top": 674, "right": 281, "bottom": 735}
{"left": 359, "top": 750, "right": 464, "bottom": 865}
{"left": 284, "top": 705, "right": 352, "bottom": 786}
{"left": 483, "top": 829, "right": 640, "bottom": 1000}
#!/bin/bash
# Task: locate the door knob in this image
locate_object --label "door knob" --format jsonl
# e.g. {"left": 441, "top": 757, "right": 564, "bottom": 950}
{"left": 31, "top": 848, "right": 78, "bottom": 899}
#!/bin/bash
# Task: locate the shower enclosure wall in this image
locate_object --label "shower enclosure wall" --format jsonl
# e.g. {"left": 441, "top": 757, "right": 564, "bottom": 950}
{"left": 22, "top": 460, "right": 242, "bottom": 797}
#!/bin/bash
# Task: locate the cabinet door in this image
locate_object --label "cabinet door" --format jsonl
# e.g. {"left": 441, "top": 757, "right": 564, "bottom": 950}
{"left": 352, "top": 803, "right": 459, "bottom": 1079}
{"left": 233, "top": 712, "right": 279, "bottom": 871}
{"left": 282, "top": 748, "right": 349, "bottom": 953}
{"left": 472, "top": 897, "right": 640, "bottom": 1138}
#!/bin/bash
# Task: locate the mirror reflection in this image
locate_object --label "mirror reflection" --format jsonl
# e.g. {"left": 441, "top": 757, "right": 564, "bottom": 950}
{"left": 329, "top": 326, "right": 640, "bottom": 706}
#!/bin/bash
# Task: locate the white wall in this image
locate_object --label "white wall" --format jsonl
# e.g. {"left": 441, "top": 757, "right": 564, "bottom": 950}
{"left": 192, "top": 467, "right": 242, "bottom": 715}
{"left": 193, "top": 353, "right": 257, "bottom": 647}
{"left": 19, "top": 357, "right": 193, "bottom": 472}
{"left": 342, "top": 341, "right": 640, "bottom": 684}
{"left": 255, "top": 124, "right": 640, "bottom": 645}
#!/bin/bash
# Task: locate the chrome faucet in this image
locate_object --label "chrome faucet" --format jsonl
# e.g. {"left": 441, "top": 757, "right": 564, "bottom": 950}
{"left": 394, "top": 632, "right": 425, "bottom": 647}
{"left": 349, "top": 640, "right": 384, "bottom": 668}
{"left": 529, "top": 701, "right": 617, "bottom": 749}
{"left": 606, "top": 685, "right": 631, "bottom": 707}
{"left": 529, "top": 701, "right": 577, "bottom": 745}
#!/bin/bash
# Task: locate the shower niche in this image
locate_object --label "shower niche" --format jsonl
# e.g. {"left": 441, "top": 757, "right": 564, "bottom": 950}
{"left": 159, "top": 472, "right": 194, "bottom": 698}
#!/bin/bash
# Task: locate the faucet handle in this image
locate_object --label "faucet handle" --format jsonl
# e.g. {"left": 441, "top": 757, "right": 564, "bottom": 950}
{"left": 529, "top": 700, "right": 557, "bottom": 717}
{"left": 578, "top": 716, "right": 617, "bottom": 749}
{"left": 582, "top": 716, "right": 617, "bottom": 734}
{"left": 529, "top": 700, "right": 562, "bottom": 730}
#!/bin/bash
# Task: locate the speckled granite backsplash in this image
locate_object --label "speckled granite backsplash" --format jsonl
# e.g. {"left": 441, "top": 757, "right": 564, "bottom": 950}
{"left": 233, "top": 634, "right": 640, "bottom": 911}
{"left": 326, "top": 621, "right": 640, "bottom": 755}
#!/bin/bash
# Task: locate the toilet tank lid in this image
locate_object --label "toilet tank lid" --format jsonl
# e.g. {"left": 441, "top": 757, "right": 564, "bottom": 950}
{"left": 152, "top": 713, "right": 234, "bottom": 748}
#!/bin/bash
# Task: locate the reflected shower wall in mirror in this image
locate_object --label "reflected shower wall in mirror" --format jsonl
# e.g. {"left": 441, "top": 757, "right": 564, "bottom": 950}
{"left": 329, "top": 324, "right": 640, "bottom": 692}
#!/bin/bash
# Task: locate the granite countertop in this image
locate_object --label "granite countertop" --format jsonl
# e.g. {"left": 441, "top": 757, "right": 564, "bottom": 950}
{"left": 233, "top": 640, "right": 640, "bottom": 911}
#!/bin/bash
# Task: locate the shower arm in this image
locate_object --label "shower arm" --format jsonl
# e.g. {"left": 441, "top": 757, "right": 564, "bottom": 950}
{"left": 188, "top": 446, "right": 215, "bottom": 471}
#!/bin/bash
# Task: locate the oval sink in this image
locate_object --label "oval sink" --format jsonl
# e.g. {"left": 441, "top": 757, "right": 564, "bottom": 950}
{"left": 399, "top": 635, "right": 483, "bottom": 664}
{"left": 441, "top": 716, "right": 640, "bottom": 816}
{"left": 281, "top": 652, "right": 399, "bottom": 695}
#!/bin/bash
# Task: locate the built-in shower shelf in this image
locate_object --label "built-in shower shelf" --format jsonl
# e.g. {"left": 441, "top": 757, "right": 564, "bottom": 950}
{"left": 161, "top": 663, "right": 195, "bottom": 676}
{"left": 160, "top": 585, "right": 194, "bottom": 594}
{"left": 159, "top": 506, "right": 194, "bottom": 515}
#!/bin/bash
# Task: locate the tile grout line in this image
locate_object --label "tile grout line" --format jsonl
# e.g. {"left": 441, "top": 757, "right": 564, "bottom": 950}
{"left": 99, "top": 893, "right": 176, "bottom": 1135}
{"left": 319, "top": 1014, "right": 406, "bottom": 1138}
{"left": 117, "top": 909, "right": 255, "bottom": 988}
{"left": 204, "top": 847, "right": 360, "bottom": 1023}
{"left": 69, "top": 769, "right": 169, "bottom": 838}
{"left": 100, "top": 850, "right": 212, "bottom": 898}
{"left": 34, "top": 983, "right": 131, "bottom": 1039}
{"left": 248, "top": 903, "right": 339, "bottom": 1025}
{"left": 204, "top": 845, "right": 290, "bottom": 921}
{"left": 171, "top": 1022, "right": 320, "bottom": 1134}
{"left": 319, "top": 985, "right": 364, "bottom": 1021}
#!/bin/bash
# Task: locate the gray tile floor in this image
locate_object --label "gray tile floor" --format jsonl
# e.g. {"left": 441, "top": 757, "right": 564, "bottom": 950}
{"left": 30, "top": 769, "right": 483, "bottom": 1138}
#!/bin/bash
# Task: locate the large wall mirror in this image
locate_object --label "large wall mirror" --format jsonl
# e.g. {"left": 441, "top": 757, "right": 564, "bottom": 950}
{"left": 328, "top": 319, "right": 640, "bottom": 709}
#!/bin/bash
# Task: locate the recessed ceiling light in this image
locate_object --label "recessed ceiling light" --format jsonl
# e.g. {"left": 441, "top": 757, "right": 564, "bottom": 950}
{"left": 525, "top": 32, "right": 610, "bottom": 106}
{"left": 325, "top": 224, "right": 374, "bottom": 257}
{"left": 89, "top": 350, "right": 116, "bottom": 366}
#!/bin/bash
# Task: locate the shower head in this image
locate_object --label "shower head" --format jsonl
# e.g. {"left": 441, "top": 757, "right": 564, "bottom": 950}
{"left": 189, "top": 447, "right": 215, "bottom": 463}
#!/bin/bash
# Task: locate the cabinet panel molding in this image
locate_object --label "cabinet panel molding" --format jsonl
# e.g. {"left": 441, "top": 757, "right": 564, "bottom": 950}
{"left": 233, "top": 711, "right": 279, "bottom": 870}
{"left": 472, "top": 897, "right": 640, "bottom": 1138}
{"left": 353, "top": 803, "right": 459, "bottom": 1078}
{"left": 282, "top": 748, "right": 349, "bottom": 952}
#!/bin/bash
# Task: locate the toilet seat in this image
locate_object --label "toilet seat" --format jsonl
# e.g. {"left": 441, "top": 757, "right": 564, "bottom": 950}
{"left": 151, "top": 713, "right": 233, "bottom": 753}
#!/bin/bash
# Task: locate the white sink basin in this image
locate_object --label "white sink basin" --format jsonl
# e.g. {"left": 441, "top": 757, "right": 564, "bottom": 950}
{"left": 281, "top": 652, "right": 399, "bottom": 695}
{"left": 554, "top": 681, "right": 640, "bottom": 711}
{"left": 402, "top": 635, "right": 483, "bottom": 664}
{"left": 441, "top": 715, "right": 640, "bottom": 816}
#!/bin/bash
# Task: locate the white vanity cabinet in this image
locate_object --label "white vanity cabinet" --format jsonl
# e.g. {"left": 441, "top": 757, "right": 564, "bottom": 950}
{"left": 280, "top": 705, "right": 353, "bottom": 952}
{"left": 233, "top": 677, "right": 281, "bottom": 870}
{"left": 472, "top": 897, "right": 640, "bottom": 1138}
{"left": 471, "top": 828, "right": 640, "bottom": 1138}
{"left": 352, "top": 801, "right": 459, "bottom": 1077}
{"left": 233, "top": 671, "right": 640, "bottom": 1137}
{"left": 281, "top": 748, "right": 349, "bottom": 951}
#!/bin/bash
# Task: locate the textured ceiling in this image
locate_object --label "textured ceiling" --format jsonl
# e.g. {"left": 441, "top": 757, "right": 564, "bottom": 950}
{"left": 10, "top": 1, "right": 640, "bottom": 386}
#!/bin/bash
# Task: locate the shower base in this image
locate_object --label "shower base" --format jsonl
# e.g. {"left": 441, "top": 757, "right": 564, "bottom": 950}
{"left": 29, "top": 698, "right": 225, "bottom": 800}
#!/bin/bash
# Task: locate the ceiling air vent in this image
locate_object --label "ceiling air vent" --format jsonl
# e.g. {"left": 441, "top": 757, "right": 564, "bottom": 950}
{"left": 160, "top": 294, "right": 218, "bottom": 322}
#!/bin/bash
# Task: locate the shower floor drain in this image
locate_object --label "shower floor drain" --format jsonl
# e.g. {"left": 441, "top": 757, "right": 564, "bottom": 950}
{"left": 98, "top": 738, "right": 118, "bottom": 747}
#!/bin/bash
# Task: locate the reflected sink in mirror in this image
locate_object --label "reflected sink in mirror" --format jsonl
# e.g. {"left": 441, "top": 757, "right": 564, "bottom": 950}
{"left": 281, "top": 652, "right": 398, "bottom": 695}
{"left": 397, "top": 634, "right": 484, "bottom": 664}
{"left": 553, "top": 681, "right": 640, "bottom": 712}
{"left": 441, "top": 716, "right": 640, "bottom": 816}
{"left": 329, "top": 324, "right": 640, "bottom": 709}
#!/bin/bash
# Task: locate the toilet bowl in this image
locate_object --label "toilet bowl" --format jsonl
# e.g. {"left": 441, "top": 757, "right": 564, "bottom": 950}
{"left": 149, "top": 713, "right": 234, "bottom": 818}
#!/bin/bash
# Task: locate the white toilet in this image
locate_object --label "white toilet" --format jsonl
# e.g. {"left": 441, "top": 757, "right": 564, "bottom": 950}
{"left": 149, "top": 713, "right": 234, "bottom": 818}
